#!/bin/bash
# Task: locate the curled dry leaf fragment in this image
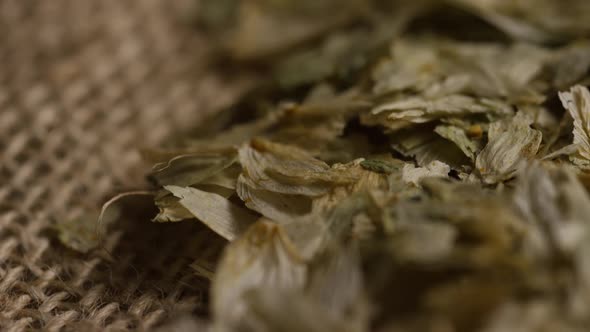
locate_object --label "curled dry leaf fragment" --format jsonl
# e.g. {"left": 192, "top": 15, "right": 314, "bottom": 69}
{"left": 165, "top": 185, "right": 258, "bottom": 241}
{"left": 476, "top": 112, "right": 542, "bottom": 183}
{"left": 402, "top": 160, "right": 451, "bottom": 187}
{"left": 212, "top": 221, "right": 307, "bottom": 327}
{"left": 150, "top": 152, "right": 237, "bottom": 187}
{"left": 559, "top": 85, "right": 590, "bottom": 167}
{"left": 435, "top": 124, "right": 483, "bottom": 160}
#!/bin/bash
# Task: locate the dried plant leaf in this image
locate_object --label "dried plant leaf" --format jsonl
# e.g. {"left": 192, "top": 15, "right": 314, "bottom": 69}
{"left": 150, "top": 152, "right": 237, "bottom": 187}
{"left": 435, "top": 124, "right": 483, "bottom": 160}
{"left": 55, "top": 212, "right": 102, "bottom": 254}
{"left": 212, "top": 221, "right": 307, "bottom": 327}
{"left": 153, "top": 191, "right": 194, "bottom": 223}
{"left": 238, "top": 138, "right": 356, "bottom": 196}
{"left": 476, "top": 112, "right": 542, "bottom": 183}
{"left": 402, "top": 161, "right": 451, "bottom": 187}
{"left": 165, "top": 185, "right": 258, "bottom": 241}
{"left": 559, "top": 85, "right": 590, "bottom": 167}
{"left": 366, "top": 95, "right": 513, "bottom": 130}
{"left": 360, "top": 158, "right": 404, "bottom": 174}
{"left": 242, "top": 246, "right": 369, "bottom": 332}
{"left": 242, "top": 289, "right": 361, "bottom": 332}
{"left": 390, "top": 129, "right": 471, "bottom": 169}
{"left": 371, "top": 39, "right": 550, "bottom": 102}
{"left": 514, "top": 162, "right": 590, "bottom": 258}
{"left": 236, "top": 175, "right": 313, "bottom": 223}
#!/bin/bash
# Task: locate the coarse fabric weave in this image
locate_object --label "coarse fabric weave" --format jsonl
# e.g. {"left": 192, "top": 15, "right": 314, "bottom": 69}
{"left": 0, "top": 1, "right": 249, "bottom": 330}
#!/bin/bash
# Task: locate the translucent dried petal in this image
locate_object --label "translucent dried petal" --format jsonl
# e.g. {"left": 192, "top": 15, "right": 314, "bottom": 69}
{"left": 559, "top": 85, "right": 590, "bottom": 166}
{"left": 165, "top": 185, "right": 258, "bottom": 241}
{"left": 476, "top": 112, "right": 542, "bottom": 183}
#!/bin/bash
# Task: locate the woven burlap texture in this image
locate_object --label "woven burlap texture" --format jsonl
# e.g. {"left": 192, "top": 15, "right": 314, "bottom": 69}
{"left": 0, "top": 1, "right": 250, "bottom": 330}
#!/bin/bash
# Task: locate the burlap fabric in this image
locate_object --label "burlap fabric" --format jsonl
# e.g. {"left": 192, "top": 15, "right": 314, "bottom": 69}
{"left": 0, "top": 1, "right": 251, "bottom": 330}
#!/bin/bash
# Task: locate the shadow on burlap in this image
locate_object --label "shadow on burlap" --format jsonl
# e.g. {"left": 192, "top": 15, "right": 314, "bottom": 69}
{"left": 0, "top": 1, "right": 251, "bottom": 330}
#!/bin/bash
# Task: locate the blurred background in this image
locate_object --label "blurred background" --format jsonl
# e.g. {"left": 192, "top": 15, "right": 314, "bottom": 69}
{"left": 0, "top": 1, "right": 252, "bottom": 330}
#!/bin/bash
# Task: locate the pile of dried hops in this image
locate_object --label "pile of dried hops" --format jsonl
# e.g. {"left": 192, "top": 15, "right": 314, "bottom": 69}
{"left": 71, "top": 0, "right": 590, "bottom": 331}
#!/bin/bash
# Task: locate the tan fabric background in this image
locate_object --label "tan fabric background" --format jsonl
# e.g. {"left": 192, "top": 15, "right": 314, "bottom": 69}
{"left": 0, "top": 1, "right": 250, "bottom": 330}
